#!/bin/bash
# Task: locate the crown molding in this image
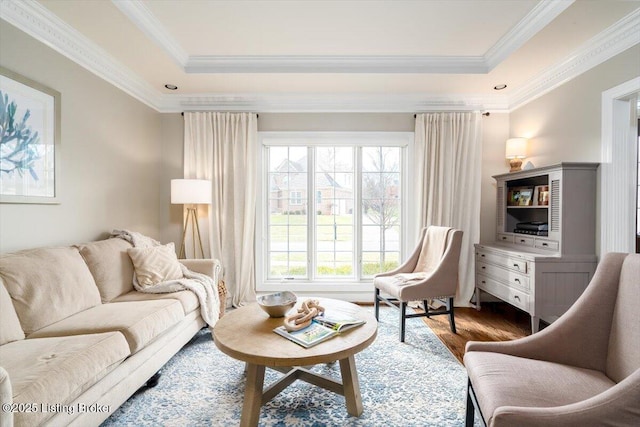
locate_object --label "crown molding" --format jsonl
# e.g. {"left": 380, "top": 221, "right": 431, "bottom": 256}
{"left": 1, "top": 0, "right": 637, "bottom": 113}
{"left": 113, "top": 0, "right": 569, "bottom": 74}
{"left": 157, "top": 93, "right": 509, "bottom": 113}
{"left": 484, "top": 0, "right": 574, "bottom": 70}
{"left": 185, "top": 55, "right": 489, "bottom": 74}
{"left": 111, "top": 0, "right": 188, "bottom": 67}
{"left": 0, "top": 0, "right": 162, "bottom": 109}
{"left": 508, "top": 7, "right": 640, "bottom": 111}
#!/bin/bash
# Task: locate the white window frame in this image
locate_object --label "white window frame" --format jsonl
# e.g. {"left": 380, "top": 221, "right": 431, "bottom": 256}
{"left": 256, "top": 132, "right": 414, "bottom": 300}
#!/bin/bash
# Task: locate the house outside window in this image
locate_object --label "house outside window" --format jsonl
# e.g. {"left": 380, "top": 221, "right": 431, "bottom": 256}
{"left": 257, "top": 132, "right": 414, "bottom": 298}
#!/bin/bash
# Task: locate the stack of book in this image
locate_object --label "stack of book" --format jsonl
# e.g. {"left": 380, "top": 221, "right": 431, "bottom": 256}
{"left": 514, "top": 221, "right": 549, "bottom": 236}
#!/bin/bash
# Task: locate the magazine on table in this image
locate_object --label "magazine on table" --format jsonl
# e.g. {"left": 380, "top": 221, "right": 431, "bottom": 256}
{"left": 273, "top": 310, "right": 366, "bottom": 348}
{"left": 313, "top": 311, "right": 366, "bottom": 332}
{"left": 273, "top": 322, "right": 337, "bottom": 348}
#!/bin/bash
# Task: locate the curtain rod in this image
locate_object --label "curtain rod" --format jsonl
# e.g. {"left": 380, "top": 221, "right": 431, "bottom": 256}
{"left": 414, "top": 112, "right": 490, "bottom": 118}
{"left": 181, "top": 112, "right": 259, "bottom": 118}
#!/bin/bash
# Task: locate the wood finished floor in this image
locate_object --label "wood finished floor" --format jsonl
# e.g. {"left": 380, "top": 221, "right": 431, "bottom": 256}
{"left": 414, "top": 302, "right": 531, "bottom": 364}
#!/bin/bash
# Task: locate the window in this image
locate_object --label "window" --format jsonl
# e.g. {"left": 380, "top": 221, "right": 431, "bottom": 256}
{"left": 258, "top": 132, "right": 413, "bottom": 295}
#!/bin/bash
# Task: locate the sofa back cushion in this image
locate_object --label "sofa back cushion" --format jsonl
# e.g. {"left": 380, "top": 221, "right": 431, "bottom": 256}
{"left": 0, "top": 280, "right": 25, "bottom": 345}
{"left": 77, "top": 238, "right": 135, "bottom": 302}
{"left": 0, "top": 247, "right": 101, "bottom": 335}
{"left": 606, "top": 253, "right": 640, "bottom": 382}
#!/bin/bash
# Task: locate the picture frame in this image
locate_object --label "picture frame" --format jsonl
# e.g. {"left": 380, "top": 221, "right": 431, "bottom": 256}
{"left": 533, "top": 185, "right": 550, "bottom": 206}
{"left": 0, "top": 67, "right": 61, "bottom": 204}
{"left": 507, "top": 186, "right": 534, "bottom": 206}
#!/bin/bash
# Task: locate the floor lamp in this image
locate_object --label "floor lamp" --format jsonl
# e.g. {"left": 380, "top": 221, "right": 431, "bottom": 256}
{"left": 171, "top": 179, "right": 212, "bottom": 259}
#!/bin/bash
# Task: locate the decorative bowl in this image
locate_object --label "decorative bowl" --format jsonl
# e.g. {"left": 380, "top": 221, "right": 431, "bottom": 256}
{"left": 257, "top": 291, "right": 297, "bottom": 318}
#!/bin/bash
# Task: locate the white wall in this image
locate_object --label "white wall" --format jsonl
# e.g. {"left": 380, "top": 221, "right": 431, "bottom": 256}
{"left": 159, "top": 114, "right": 186, "bottom": 249}
{"left": 258, "top": 113, "right": 415, "bottom": 131}
{"left": 510, "top": 45, "right": 640, "bottom": 167}
{"left": 0, "top": 23, "right": 163, "bottom": 252}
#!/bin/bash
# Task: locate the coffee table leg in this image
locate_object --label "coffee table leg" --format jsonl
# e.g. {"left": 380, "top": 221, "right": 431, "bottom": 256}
{"left": 241, "top": 363, "right": 266, "bottom": 427}
{"left": 339, "top": 355, "right": 363, "bottom": 417}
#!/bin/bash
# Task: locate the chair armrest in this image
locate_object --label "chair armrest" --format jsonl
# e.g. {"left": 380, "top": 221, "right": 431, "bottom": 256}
{"left": 179, "top": 259, "right": 222, "bottom": 281}
{"left": 466, "top": 253, "right": 629, "bottom": 371}
{"left": 0, "top": 366, "right": 13, "bottom": 427}
{"left": 491, "top": 369, "right": 640, "bottom": 427}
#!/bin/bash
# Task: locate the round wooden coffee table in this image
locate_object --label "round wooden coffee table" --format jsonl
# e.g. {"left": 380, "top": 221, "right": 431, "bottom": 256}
{"left": 213, "top": 298, "right": 377, "bottom": 427}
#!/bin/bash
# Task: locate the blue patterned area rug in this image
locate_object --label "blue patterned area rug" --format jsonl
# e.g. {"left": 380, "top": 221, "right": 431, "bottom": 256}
{"left": 102, "top": 307, "right": 471, "bottom": 426}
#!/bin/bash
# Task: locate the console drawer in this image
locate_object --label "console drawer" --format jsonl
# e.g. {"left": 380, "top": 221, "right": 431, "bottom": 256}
{"left": 535, "top": 239, "right": 559, "bottom": 251}
{"left": 476, "top": 261, "right": 530, "bottom": 290}
{"left": 497, "top": 233, "right": 513, "bottom": 243}
{"left": 477, "top": 274, "right": 530, "bottom": 312}
{"left": 476, "top": 251, "right": 528, "bottom": 274}
{"left": 514, "top": 235, "right": 535, "bottom": 247}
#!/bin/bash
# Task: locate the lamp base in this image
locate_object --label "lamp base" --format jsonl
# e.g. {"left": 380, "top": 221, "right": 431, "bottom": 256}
{"left": 179, "top": 207, "right": 205, "bottom": 259}
{"left": 509, "top": 158, "right": 523, "bottom": 172}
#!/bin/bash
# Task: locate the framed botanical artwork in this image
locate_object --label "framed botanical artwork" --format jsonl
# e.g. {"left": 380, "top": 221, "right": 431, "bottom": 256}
{"left": 0, "top": 67, "right": 61, "bottom": 204}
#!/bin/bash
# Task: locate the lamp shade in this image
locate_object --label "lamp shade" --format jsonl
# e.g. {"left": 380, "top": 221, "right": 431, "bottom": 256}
{"left": 171, "top": 179, "right": 212, "bottom": 204}
{"left": 505, "top": 138, "right": 527, "bottom": 159}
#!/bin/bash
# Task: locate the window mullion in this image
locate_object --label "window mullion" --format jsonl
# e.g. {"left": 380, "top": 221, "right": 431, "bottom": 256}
{"left": 308, "top": 146, "right": 315, "bottom": 281}
{"left": 355, "top": 146, "right": 362, "bottom": 280}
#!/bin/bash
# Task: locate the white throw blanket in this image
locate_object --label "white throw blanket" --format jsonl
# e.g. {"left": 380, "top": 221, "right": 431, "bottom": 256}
{"left": 112, "top": 230, "right": 220, "bottom": 328}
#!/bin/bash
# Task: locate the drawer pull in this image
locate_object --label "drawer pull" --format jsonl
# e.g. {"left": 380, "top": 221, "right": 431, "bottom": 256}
{"left": 514, "top": 278, "right": 521, "bottom": 284}
{"left": 481, "top": 266, "right": 486, "bottom": 270}
{"left": 514, "top": 295, "right": 521, "bottom": 301}
{"left": 481, "top": 254, "right": 485, "bottom": 257}
{"left": 541, "top": 243, "right": 548, "bottom": 247}
{"left": 481, "top": 281, "right": 486, "bottom": 284}
{"left": 501, "top": 236, "right": 508, "bottom": 240}
{"left": 513, "top": 263, "right": 520, "bottom": 269}
{"left": 519, "top": 239, "right": 526, "bottom": 243}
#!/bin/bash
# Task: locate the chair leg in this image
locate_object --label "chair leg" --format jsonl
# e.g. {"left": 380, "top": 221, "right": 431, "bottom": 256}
{"left": 448, "top": 297, "right": 457, "bottom": 334}
{"left": 465, "top": 379, "right": 475, "bottom": 427}
{"left": 400, "top": 301, "right": 407, "bottom": 342}
{"left": 374, "top": 288, "right": 380, "bottom": 320}
{"left": 422, "top": 300, "right": 430, "bottom": 317}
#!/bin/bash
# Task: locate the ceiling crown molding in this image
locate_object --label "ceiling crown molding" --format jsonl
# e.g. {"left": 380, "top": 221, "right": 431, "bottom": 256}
{"left": 111, "top": 0, "right": 189, "bottom": 66}
{"left": 0, "top": 0, "right": 162, "bottom": 109}
{"left": 484, "top": 0, "right": 574, "bottom": 70}
{"left": 158, "top": 93, "right": 509, "bottom": 113}
{"left": 185, "top": 55, "right": 489, "bottom": 74}
{"left": 113, "top": 0, "right": 573, "bottom": 74}
{"left": 508, "top": 7, "right": 640, "bottom": 111}
{"left": 1, "top": 0, "right": 637, "bottom": 113}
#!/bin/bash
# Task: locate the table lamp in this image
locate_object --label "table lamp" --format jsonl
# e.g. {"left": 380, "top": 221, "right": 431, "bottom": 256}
{"left": 505, "top": 138, "right": 527, "bottom": 172}
{"left": 171, "top": 179, "right": 212, "bottom": 259}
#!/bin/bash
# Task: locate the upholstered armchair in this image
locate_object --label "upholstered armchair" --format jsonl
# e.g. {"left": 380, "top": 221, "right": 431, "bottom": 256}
{"left": 464, "top": 252, "right": 640, "bottom": 427}
{"left": 374, "top": 226, "right": 463, "bottom": 342}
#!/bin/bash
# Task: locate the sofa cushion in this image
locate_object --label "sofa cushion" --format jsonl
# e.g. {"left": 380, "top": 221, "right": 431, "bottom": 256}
{"left": 0, "top": 280, "right": 24, "bottom": 345}
{"left": 113, "top": 290, "right": 199, "bottom": 315}
{"left": 464, "top": 351, "right": 615, "bottom": 425}
{"left": 0, "top": 332, "right": 129, "bottom": 426}
{"left": 0, "top": 247, "right": 102, "bottom": 335}
{"left": 77, "top": 238, "right": 135, "bottom": 302}
{"left": 127, "top": 243, "right": 183, "bottom": 288}
{"left": 28, "top": 300, "right": 185, "bottom": 354}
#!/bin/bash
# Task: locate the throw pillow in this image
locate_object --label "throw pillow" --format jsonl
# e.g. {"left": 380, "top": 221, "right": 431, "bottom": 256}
{"left": 127, "top": 243, "right": 183, "bottom": 288}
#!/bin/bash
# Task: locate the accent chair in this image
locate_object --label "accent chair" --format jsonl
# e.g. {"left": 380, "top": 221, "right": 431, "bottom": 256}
{"left": 464, "top": 252, "right": 640, "bottom": 426}
{"left": 373, "top": 226, "right": 463, "bottom": 342}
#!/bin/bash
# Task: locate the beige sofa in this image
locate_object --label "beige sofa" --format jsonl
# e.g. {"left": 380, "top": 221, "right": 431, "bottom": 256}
{"left": 0, "top": 237, "right": 222, "bottom": 427}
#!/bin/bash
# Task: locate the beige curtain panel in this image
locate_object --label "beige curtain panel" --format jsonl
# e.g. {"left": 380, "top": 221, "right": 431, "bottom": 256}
{"left": 414, "top": 112, "right": 483, "bottom": 307}
{"left": 184, "top": 112, "right": 258, "bottom": 306}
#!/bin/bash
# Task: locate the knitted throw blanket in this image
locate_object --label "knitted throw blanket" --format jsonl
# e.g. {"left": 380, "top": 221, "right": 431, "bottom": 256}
{"left": 112, "top": 230, "right": 220, "bottom": 328}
